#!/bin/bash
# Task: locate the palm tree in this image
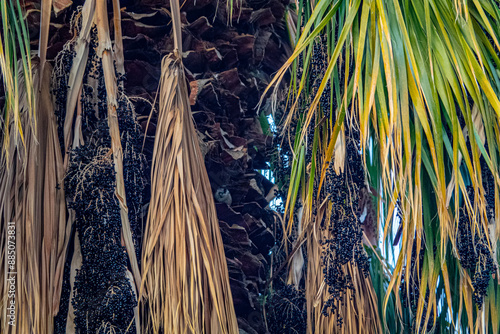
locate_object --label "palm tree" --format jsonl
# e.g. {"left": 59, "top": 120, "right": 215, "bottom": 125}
{"left": 264, "top": 0, "right": 500, "bottom": 332}
{"left": 2, "top": 0, "right": 500, "bottom": 333}
{"left": 2, "top": 0, "right": 290, "bottom": 333}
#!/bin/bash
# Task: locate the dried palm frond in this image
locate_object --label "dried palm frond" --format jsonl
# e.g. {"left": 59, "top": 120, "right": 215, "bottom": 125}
{"left": 39, "top": 61, "right": 69, "bottom": 334}
{"left": 36, "top": 3, "right": 74, "bottom": 328}
{"left": 39, "top": 0, "right": 52, "bottom": 87}
{"left": 140, "top": 50, "right": 238, "bottom": 334}
{"left": 0, "top": 1, "right": 68, "bottom": 330}
{"left": 141, "top": 1, "right": 237, "bottom": 332}
{"left": 0, "top": 62, "right": 41, "bottom": 334}
{"left": 0, "top": 59, "right": 68, "bottom": 334}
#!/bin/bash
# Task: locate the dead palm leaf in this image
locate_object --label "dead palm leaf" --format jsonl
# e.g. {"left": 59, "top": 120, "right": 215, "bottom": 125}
{"left": 0, "top": 62, "right": 41, "bottom": 334}
{"left": 140, "top": 4, "right": 238, "bottom": 330}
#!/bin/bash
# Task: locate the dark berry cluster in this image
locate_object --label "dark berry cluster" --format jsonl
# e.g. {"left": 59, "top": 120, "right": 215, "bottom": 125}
{"left": 55, "top": 17, "right": 145, "bottom": 333}
{"left": 472, "top": 241, "right": 496, "bottom": 306}
{"left": 480, "top": 153, "right": 495, "bottom": 221}
{"left": 310, "top": 39, "right": 327, "bottom": 96}
{"left": 457, "top": 207, "right": 478, "bottom": 271}
{"left": 266, "top": 284, "right": 307, "bottom": 334}
{"left": 117, "top": 93, "right": 147, "bottom": 262}
{"left": 321, "top": 135, "right": 370, "bottom": 325}
{"left": 65, "top": 126, "right": 136, "bottom": 333}
{"left": 456, "top": 187, "right": 496, "bottom": 308}
{"left": 303, "top": 35, "right": 335, "bottom": 206}
{"left": 313, "top": 35, "right": 334, "bottom": 119}
{"left": 51, "top": 44, "right": 76, "bottom": 157}
{"left": 80, "top": 27, "right": 100, "bottom": 135}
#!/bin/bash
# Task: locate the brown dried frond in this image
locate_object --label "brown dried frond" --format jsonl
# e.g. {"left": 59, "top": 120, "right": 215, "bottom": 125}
{"left": 140, "top": 54, "right": 238, "bottom": 334}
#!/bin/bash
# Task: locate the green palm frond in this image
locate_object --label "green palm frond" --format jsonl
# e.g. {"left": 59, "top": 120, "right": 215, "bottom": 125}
{"left": 0, "top": 0, "right": 35, "bottom": 159}
{"left": 265, "top": 0, "right": 500, "bottom": 331}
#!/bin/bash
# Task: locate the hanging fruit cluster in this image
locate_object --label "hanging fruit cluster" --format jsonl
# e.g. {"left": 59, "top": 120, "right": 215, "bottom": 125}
{"left": 322, "top": 131, "right": 370, "bottom": 325}
{"left": 51, "top": 9, "right": 146, "bottom": 333}
{"left": 457, "top": 186, "right": 496, "bottom": 307}
{"left": 265, "top": 283, "right": 307, "bottom": 333}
